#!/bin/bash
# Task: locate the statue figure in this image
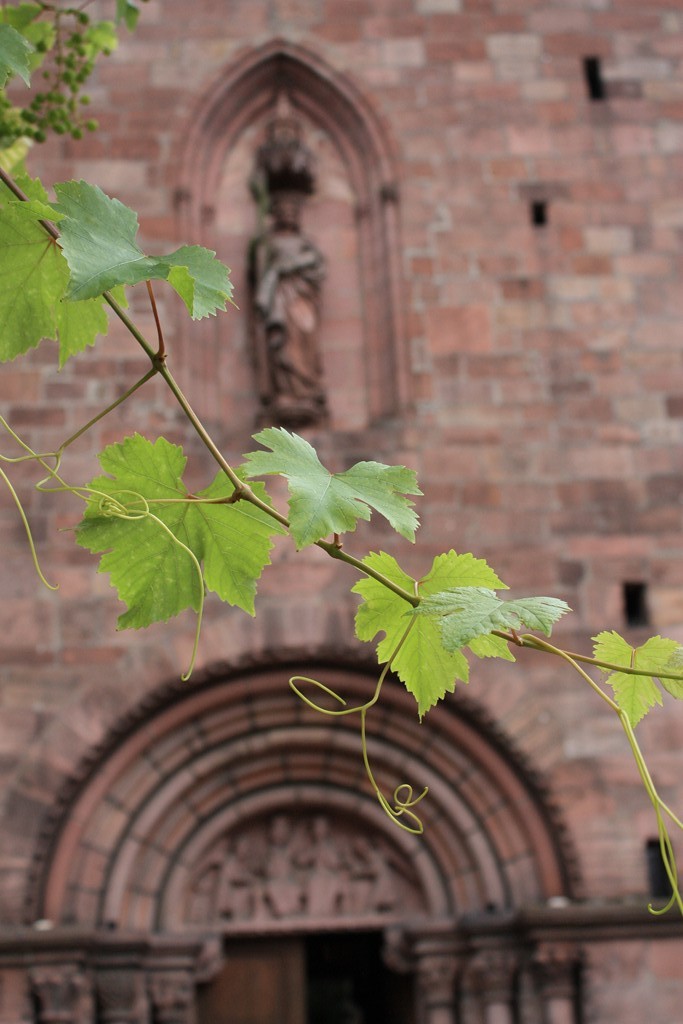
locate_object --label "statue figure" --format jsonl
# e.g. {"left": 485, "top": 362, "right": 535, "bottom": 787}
{"left": 249, "top": 93, "right": 327, "bottom": 426}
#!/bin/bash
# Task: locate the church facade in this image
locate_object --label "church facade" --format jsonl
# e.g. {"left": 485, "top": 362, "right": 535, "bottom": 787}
{"left": 2, "top": 1, "right": 683, "bottom": 1022}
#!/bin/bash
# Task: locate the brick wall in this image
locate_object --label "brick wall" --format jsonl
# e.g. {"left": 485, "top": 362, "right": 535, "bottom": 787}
{"left": 2, "top": 1, "right": 683, "bottom": 1019}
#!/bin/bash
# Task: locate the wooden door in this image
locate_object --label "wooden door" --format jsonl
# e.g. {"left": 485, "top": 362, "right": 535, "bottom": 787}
{"left": 197, "top": 938, "right": 306, "bottom": 1024}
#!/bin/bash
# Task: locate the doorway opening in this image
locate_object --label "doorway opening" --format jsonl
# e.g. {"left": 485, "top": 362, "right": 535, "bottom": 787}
{"left": 306, "top": 931, "right": 413, "bottom": 1024}
{"left": 196, "top": 930, "right": 414, "bottom": 1024}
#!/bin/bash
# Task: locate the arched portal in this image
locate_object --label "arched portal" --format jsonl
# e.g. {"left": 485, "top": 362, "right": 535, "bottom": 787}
{"left": 27, "top": 657, "right": 582, "bottom": 1024}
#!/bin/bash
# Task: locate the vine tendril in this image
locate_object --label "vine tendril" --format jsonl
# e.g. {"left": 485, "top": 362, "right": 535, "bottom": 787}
{"left": 290, "top": 618, "right": 428, "bottom": 833}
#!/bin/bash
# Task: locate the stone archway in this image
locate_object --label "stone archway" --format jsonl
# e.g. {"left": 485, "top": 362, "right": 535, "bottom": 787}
{"left": 29, "top": 656, "right": 582, "bottom": 1023}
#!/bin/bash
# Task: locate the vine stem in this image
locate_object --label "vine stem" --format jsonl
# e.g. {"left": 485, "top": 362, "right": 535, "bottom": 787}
{"left": 57, "top": 369, "right": 158, "bottom": 453}
{"left": 1, "top": 164, "right": 420, "bottom": 607}
{"left": 494, "top": 630, "right": 683, "bottom": 684}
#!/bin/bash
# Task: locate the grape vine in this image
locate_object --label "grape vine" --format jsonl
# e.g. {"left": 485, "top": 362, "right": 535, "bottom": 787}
{"left": 1, "top": 5, "right": 683, "bottom": 916}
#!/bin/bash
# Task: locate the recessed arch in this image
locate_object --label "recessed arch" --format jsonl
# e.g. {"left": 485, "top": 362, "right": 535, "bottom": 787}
{"left": 30, "top": 655, "right": 581, "bottom": 934}
{"left": 174, "top": 39, "right": 409, "bottom": 423}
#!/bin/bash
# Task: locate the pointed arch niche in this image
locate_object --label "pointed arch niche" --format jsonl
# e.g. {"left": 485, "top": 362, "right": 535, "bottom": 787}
{"left": 175, "top": 41, "right": 409, "bottom": 430}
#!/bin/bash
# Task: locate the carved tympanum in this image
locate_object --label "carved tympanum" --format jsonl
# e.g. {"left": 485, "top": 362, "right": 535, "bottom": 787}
{"left": 249, "top": 92, "right": 327, "bottom": 427}
{"left": 184, "top": 812, "right": 422, "bottom": 926}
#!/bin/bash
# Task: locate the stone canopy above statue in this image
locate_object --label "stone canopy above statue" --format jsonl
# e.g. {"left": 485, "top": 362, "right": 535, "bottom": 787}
{"left": 249, "top": 93, "right": 328, "bottom": 428}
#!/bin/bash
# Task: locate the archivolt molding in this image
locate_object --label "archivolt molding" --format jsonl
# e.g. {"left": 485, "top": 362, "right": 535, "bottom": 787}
{"left": 27, "top": 651, "right": 581, "bottom": 931}
{"left": 174, "top": 39, "right": 409, "bottom": 419}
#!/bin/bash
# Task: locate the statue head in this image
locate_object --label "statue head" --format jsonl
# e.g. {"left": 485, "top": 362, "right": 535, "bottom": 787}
{"left": 269, "top": 190, "right": 303, "bottom": 232}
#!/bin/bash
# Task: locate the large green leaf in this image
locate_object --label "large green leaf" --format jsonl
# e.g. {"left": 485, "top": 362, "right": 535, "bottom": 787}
{"left": 0, "top": 174, "right": 127, "bottom": 364}
{"left": 77, "top": 434, "right": 284, "bottom": 629}
{"left": 56, "top": 284, "right": 127, "bottom": 367}
{"left": 0, "top": 2, "right": 54, "bottom": 72}
{"left": 56, "top": 295, "right": 109, "bottom": 367}
{"left": 0, "top": 22, "right": 33, "bottom": 86}
{"left": 243, "top": 428, "right": 421, "bottom": 548}
{"left": 352, "top": 550, "right": 514, "bottom": 717}
{"left": 53, "top": 180, "right": 233, "bottom": 318}
{"left": 0, "top": 197, "right": 69, "bottom": 360}
{"left": 593, "top": 631, "right": 683, "bottom": 727}
{"left": 419, "top": 588, "right": 570, "bottom": 650}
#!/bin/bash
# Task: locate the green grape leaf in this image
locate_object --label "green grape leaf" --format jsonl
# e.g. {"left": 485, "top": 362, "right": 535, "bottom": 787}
{"left": 56, "top": 295, "right": 109, "bottom": 367}
{"left": 0, "top": 136, "right": 30, "bottom": 173}
{"left": 83, "top": 21, "right": 118, "bottom": 59}
{"left": 0, "top": 198, "right": 69, "bottom": 361}
{"left": 353, "top": 552, "right": 471, "bottom": 717}
{"left": 76, "top": 434, "right": 283, "bottom": 629}
{"left": 115, "top": 0, "right": 141, "bottom": 30}
{"left": 77, "top": 436, "right": 200, "bottom": 628}
{"left": 468, "top": 634, "right": 516, "bottom": 661}
{"left": 184, "top": 471, "right": 286, "bottom": 615}
{"left": 420, "top": 549, "right": 508, "bottom": 592}
{"left": 0, "top": 4, "right": 53, "bottom": 74}
{"left": 592, "top": 631, "right": 683, "bottom": 726}
{"left": 661, "top": 646, "right": 683, "bottom": 699}
{"left": 418, "top": 588, "right": 570, "bottom": 650}
{"left": 0, "top": 23, "right": 34, "bottom": 86}
{"left": 243, "top": 428, "right": 421, "bottom": 547}
{"left": 56, "top": 285, "right": 127, "bottom": 367}
{"left": 165, "top": 247, "right": 237, "bottom": 320}
{"left": 53, "top": 180, "right": 233, "bottom": 318}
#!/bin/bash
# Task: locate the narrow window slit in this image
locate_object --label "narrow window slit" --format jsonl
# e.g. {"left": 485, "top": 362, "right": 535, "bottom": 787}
{"left": 623, "top": 581, "right": 649, "bottom": 627}
{"left": 530, "top": 200, "right": 547, "bottom": 227}
{"left": 584, "top": 56, "right": 606, "bottom": 101}
{"left": 646, "top": 838, "right": 673, "bottom": 900}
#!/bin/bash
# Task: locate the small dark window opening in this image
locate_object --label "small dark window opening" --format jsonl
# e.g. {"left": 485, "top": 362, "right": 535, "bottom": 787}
{"left": 623, "top": 581, "right": 649, "bottom": 627}
{"left": 530, "top": 200, "right": 547, "bottom": 227}
{"left": 646, "top": 838, "right": 673, "bottom": 900}
{"left": 584, "top": 56, "right": 606, "bottom": 101}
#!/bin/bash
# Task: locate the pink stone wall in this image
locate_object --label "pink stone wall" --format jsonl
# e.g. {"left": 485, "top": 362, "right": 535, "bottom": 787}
{"left": 2, "top": 1, "right": 683, "bottom": 1019}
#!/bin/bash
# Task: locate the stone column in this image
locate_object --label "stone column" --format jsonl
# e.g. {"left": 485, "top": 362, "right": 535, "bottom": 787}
{"left": 30, "top": 965, "right": 91, "bottom": 1024}
{"left": 148, "top": 971, "right": 195, "bottom": 1024}
{"left": 532, "top": 943, "right": 580, "bottom": 1024}
{"left": 466, "top": 947, "right": 518, "bottom": 1024}
{"left": 413, "top": 936, "right": 463, "bottom": 1024}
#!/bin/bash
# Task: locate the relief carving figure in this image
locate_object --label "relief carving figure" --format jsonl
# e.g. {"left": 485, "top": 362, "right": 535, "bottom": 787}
{"left": 184, "top": 812, "right": 423, "bottom": 927}
{"left": 249, "top": 93, "right": 327, "bottom": 426}
{"left": 349, "top": 836, "right": 398, "bottom": 913}
{"left": 263, "top": 814, "right": 306, "bottom": 918}
{"left": 300, "top": 815, "right": 347, "bottom": 916}
{"left": 215, "top": 835, "right": 256, "bottom": 919}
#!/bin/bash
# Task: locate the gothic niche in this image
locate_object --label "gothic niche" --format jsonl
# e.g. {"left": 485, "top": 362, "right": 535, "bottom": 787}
{"left": 184, "top": 812, "right": 424, "bottom": 927}
{"left": 248, "top": 93, "right": 327, "bottom": 427}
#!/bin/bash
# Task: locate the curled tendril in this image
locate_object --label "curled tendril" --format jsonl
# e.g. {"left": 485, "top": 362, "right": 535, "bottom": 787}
{"left": 289, "top": 618, "right": 428, "bottom": 835}
{"left": 375, "top": 782, "right": 429, "bottom": 835}
{"left": 0, "top": 465, "right": 58, "bottom": 591}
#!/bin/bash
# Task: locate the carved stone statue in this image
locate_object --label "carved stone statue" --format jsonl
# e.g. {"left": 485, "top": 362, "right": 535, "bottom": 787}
{"left": 249, "top": 93, "right": 327, "bottom": 426}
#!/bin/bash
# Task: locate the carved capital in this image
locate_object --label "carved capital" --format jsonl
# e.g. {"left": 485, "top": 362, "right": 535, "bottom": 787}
{"left": 148, "top": 971, "right": 194, "bottom": 1024}
{"left": 30, "top": 965, "right": 91, "bottom": 1024}
{"left": 532, "top": 942, "right": 581, "bottom": 1002}
{"left": 96, "top": 969, "right": 148, "bottom": 1024}
{"left": 466, "top": 947, "right": 519, "bottom": 1007}
{"left": 416, "top": 952, "right": 460, "bottom": 1009}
